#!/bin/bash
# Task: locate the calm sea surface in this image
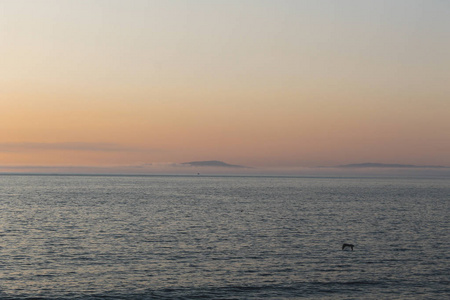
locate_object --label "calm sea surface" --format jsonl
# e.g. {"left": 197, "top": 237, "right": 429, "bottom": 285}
{"left": 0, "top": 175, "right": 448, "bottom": 299}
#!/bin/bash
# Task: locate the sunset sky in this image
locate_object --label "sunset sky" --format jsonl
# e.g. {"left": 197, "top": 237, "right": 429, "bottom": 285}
{"left": 1, "top": 0, "right": 449, "bottom": 174}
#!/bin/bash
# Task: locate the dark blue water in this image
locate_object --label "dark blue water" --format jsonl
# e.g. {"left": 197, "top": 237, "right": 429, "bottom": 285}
{"left": 0, "top": 175, "right": 449, "bottom": 299}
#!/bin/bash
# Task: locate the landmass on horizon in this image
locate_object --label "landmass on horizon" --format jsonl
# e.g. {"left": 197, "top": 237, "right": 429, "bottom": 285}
{"left": 181, "top": 160, "right": 249, "bottom": 168}
{"left": 333, "top": 163, "right": 449, "bottom": 169}
{"left": 181, "top": 161, "right": 449, "bottom": 170}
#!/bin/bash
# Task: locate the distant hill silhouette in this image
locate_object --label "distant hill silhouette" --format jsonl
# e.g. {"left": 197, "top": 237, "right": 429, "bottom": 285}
{"left": 182, "top": 160, "right": 248, "bottom": 168}
{"left": 336, "top": 163, "right": 448, "bottom": 169}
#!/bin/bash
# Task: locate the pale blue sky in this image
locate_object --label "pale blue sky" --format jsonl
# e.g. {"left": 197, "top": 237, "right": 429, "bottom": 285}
{"left": 2, "top": 0, "right": 449, "bottom": 92}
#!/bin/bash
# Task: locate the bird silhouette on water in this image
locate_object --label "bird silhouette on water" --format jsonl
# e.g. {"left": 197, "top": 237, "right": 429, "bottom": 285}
{"left": 342, "top": 243, "right": 354, "bottom": 251}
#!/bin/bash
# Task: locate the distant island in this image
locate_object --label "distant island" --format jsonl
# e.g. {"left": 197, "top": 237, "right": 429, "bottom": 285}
{"left": 181, "top": 160, "right": 248, "bottom": 168}
{"left": 336, "top": 163, "right": 448, "bottom": 169}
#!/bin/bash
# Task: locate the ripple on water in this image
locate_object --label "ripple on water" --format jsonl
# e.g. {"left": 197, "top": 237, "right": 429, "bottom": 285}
{"left": 0, "top": 175, "right": 449, "bottom": 299}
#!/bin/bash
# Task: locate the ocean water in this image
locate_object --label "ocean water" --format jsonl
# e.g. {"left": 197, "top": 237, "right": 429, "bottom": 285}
{"left": 0, "top": 175, "right": 448, "bottom": 299}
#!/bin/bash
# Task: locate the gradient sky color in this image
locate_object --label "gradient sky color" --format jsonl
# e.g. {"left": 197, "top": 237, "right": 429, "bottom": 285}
{"left": 1, "top": 0, "right": 449, "bottom": 174}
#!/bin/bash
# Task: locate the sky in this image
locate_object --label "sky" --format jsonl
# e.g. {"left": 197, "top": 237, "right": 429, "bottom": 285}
{"left": 1, "top": 0, "right": 449, "bottom": 174}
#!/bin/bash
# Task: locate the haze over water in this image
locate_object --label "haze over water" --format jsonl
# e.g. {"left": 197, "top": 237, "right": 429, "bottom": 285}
{"left": 1, "top": 175, "right": 448, "bottom": 299}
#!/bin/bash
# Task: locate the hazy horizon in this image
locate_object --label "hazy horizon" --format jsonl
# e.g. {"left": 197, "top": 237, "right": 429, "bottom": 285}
{"left": 2, "top": 160, "right": 450, "bottom": 177}
{"left": 2, "top": 0, "right": 449, "bottom": 173}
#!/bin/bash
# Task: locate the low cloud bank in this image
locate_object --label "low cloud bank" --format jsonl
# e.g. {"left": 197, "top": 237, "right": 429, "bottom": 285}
{"left": 0, "top": 142, "right": 158, "bottom": 152}
{"left": 1, "top": 163, "right": 450, "bottom": 177}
